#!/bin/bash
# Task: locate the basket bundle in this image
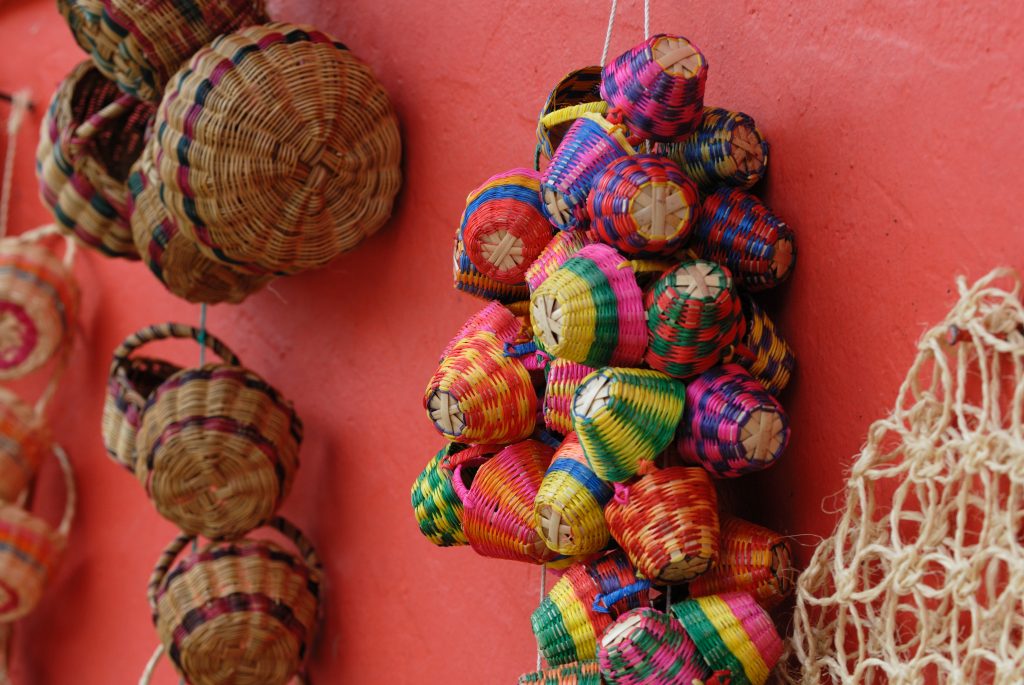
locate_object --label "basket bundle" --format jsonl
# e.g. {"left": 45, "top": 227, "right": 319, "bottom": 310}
{"left": 411, "top": 443, "right": 498, "bottom": 547}
{"left": 598, "top": 607, "right": 711, "bottom": 684}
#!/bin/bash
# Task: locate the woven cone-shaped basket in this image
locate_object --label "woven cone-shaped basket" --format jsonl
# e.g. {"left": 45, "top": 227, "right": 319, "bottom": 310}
{"left": 0, "top": 388, "right": 50, "bottom": 503}
{"left": 453, "top": 232, "right": 531, "bottom": 302}
{"left": 605, "top": 466, "right": 719, "bottom": 584}
{"left": 148, "top": 518, "right": 321, "bottom": 685}
{"left": 598, "top": 607, "right": 711, "bottom": 684}
{"left": 535, "top": 65, "right": 606, "bottom": 166}
{"left": 543, "top": 358, "right": 594, "bottom": 435}
{"left": 410, "top": 443, "right": 498, "bottom": 547}
{"left": 154, "top": 22, "right": 402, "bottom": 275}
{"left": 439, "top": 301, "right": 529, "bottom": 363}
{"left": 518, "top": 660, "right": 603, "bottom": 685}
{"left": 526, "top": 231, "right": 597, "bottom": 293}
{"left": 37, "top": 61, "right": 154, "bottom": 259}
{"left": 733, "top": 294, "right": 795, "bottom": 396}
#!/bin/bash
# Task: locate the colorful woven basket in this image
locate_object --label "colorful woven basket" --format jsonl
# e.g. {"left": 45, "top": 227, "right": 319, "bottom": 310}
{"left": 655, "top": 107, "right": 769, "bottom": 191}
{"left": 540, "top": 113, "right": 636, "bottom": 230}
{"left": 644, "top": 259, "right": 743, "bottom": 379}
{"left": 535, "top": 66, "right": 607, "bottom": 167}
{"left": 411, "top": 442, "right": 498, "bottom": 547}
{"left": 425, "top": 330, "right": 537, "bottom": 444}
{"left": 148, "top": 517, "right": 321, "bottom": 685}
{"left": 534, "top": 433, "right": 613, "bottom": 556}
{"left": 531, "top": 243, "right": 647, "bottom": 367}
{"left": 598, "top": 607, "right": 711, "bottom": 684}
{"left": 688, "top": 516, "right": 794, "bottom": 611}
{"left": 605, "top": 466, "right": 719, "bottom": 583}
{"left": 677, "top": 364, "right": 790, "bottom": 478}
{"left": 154, "top": 22, "right": 402, "bottom": 275}
{"left": 588, "top": 153, "right": 699, "bottom": 257}
{"left": 454, "top": 231, "right": 531, "bottom": 302}
{"left": 526, "top": 231, "right": 596, "bottom": 292}
{"left": 693, "top": 188, "right": 795, "bottom": 291}
{"left": 36, "top": 61, "right": 154, "bottom": 258}
{"left": 0, "top": 237, "right": 79, "bottom": 380}
{"left": 670, "top": 593, "right": 783, "bottom": 685}
{"left": 439, "top": 301, "right": 528, "bottom": 362}
{"left": 601, "top": 34, "right": 707, "bottom": 142}
{"left": 543, "top": 358, "right": 594, "bottom": 435}
{"left": 461, "top": 169, "right": 553, "bottom": 284}
{"left": 572, "top": 367, "right": 685, "bottom": 482}
{"left": 519, "top": 661, "right": 601, "bottom": 685}
{"left": 733, "top": 294, "right": 795, "bottom": 396}
{"left": 453, "top": 440, "right": 556, "bottom": 564}
{"left": 531, "top": 551, "right": 651, "bottom": 666}
{"left": 0, "top": 389, "right": 50, "bottom": 504}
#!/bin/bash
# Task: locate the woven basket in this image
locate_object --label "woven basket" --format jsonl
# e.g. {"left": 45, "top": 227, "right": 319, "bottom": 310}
{"left": 693, "top": 188, "right": 795, "bottom": 291}
{"left": 531, "top": 551, "right": 651, "bottom": 666}
{"left": 140, "top": 645, "right": 308, "bottom": 685}
{"left": 588, "top": 154, "right": 699, "bottom": 257}
{"left": 128, "top": 142, "right": 272, "bottom": 304}
{"left": 439, "top": 301, "right": 528, "bottom": 363}
{"left": 0, "top": 388, "right": 50, "bottom": 504}
{"left": 605, "top": 467, "right": 719, "bottom": 584}
{"left": 37, "top": 61, "right": 154, "bottom": 259}
{"left": 148, "top": 517, "right": 321, "bottom": 685}
{"left": 543, "top": 358, "right": 594, "bottom": 435}
{"left": 518, "top": 661, "right": 602, "bottom": 685}
{"left": 102, "top": 323, "right": 239, "bottom": 471}
{"left": 688, "top": 516, "right": 794, "bottom": 611}
{"left": 526, "top": 231, "right": 596, "bottom": 293}
{"left": 734, "top": 294, "right": 795, "bottom": 396}
{"left": 572, "top": 367, "right": 685, "bottom": 482}
{"left": 0, "top": 237, "right": 79, "bottom": 380}
{"left": 453, "top": 231, "right": 532, "bottom": 302}
{"left": 531, "top": 243, "right": 647, "bottom": 367}
{"left": 670, "top": 593, "right": 783, "bottom": 685}
{"left": 535, "top": 66, "right": 607, "bottom": 167}
{"left": 540, "top": 113, "right": 636, "bottom": 230}
{"left": 154, "top": 22, "right": 402, "bottom": 275}
{"left": 601, "top": 34, "right": 707, "bottom": 142}
{"left": 598, "top": 607, "right": 711, "bottom": 684}
{"left": 461, "top": 169, "right": 553, "bottom": 284}
{"left": 57, "top": 0, "right": 268, "bottom": 102}
{"left": 410, "top": 443, "right": 498, "bottom": 547}
{"left": 453, "top": 440, "right": 555, "bottom": 564}
{"left": 0, "top": 444, "right": 75, "bottom": 621}
{"left": 424, "top": 330, "right": 537, "bottom": 444}
{"left": 644, "top": 259, "right": 743, "bottom": 379}
{"left": 677, "top": 364, "right": 790, "bottom": 478}
{"left": 655, "top": 107, "right": 769, "bottom": 192}
{"left": 534, "top": 433, "right": 613, "bottom": 556}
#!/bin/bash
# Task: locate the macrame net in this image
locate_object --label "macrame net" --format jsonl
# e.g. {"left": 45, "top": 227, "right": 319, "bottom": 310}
{"left": 781, "top": 268, "right": 1024, "bottom": 685}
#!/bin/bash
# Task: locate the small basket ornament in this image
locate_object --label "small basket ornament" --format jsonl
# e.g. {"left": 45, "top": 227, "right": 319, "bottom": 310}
{"left": 526, "top": 231, "right": 596, "bottom": 292}
{"left": 535, "top": 65, "right": 607, "bottom": 166}
{"left": 733, "top": 294, "right": 795, "bottom": 396}
{"left": 519, "top": 661, "right": 602, "bottom": 685}
{"left": 0, "top": 389, "right": 51, "bottom": 504}
{"left": 543, "top": 358, "right": 595, "bottom": 435}
{"left": 656, "top": 107, "right": 769, "bottom": 191}
{"left": 411, "top": 443, "right": 498, "bottom": 547}
{"left": 439, "top": 301, "right": 529, "bottom": 362}
{"left": 598, "top": 607, "right": 711, "bottom": 685}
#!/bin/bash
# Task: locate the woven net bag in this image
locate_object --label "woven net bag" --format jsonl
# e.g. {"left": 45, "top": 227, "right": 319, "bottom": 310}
{"left": 0, "top": 388, "right": 51, "bottom": 504}
{"left": 154, "top": 22, "right": 402, "bottom": 275}
{"left": 783, "top": 269, "right": 1024, "bottom": 684}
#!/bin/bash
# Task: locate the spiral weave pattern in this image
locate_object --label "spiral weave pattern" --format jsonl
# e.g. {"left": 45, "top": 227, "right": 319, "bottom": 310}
{"left": 453, "top": 232, "right": 531, "bottom": 302}
{"left": 656, "top": 107, "right": 769, "bottom": 191}
{"left": 411, "top": 443, "right": 497, "bottom": 547}
{"left": 598, "top": 607, "right": 711, "bottom": 684}
{"left": 734, "top": 294, "right": 795, "bottom": 396}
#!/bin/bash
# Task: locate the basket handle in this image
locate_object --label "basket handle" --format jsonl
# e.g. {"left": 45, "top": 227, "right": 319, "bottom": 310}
{"left": 539, "top": 101, "right": 610, "bottom": 132}
{"left": 139, "top": 644, "right": 311, "bottom": 685}
{"left": 110, "top": 322, "right": 241, "bottom": 377}
{"left": 67, "top": 93, "right": 138, "bottom": 158}
{"left": 51, "top": 443, "right": 76, "bottom": 538}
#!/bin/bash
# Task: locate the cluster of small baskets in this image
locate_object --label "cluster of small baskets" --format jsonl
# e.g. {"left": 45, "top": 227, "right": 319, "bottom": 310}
{"left": 42, "top": 0, "right": 402, "bottom": 303}
{"left": 412, "top": 33, "right": 798, "bottom": 684}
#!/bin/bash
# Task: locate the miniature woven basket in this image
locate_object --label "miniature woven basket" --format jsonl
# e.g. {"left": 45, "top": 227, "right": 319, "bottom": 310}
{"left": 453, "top": 440, "right": 556, "bottom": 564}
{"left": 535, "top": 66, "right": 607, "bottom": 167}
{"left": 655, "top": 107, "right": 768, "bottom": 192}
{"left": 572, "top": 367, "right": 685, "bottom": 482}
{"left": 588, "top": 153, "right": 699, "bottom": 257}
{"left": 734, "top": 294, "right": 795, "bottom": 396}
{"left": 154, "top": 22, "right": 402, "bottom": 275}
{"left": 102, "top": 323, "right": 238, "bottom": 471}
{"left": 598, "top": 607, "right": 711, "bottom": 685}
{"left": 532, "top": 551, "right": 651, "bottom": 666}
{"left": 526, "top": 231, "right": 596, "bottom": 293}
{"left": 670, "top": 593, "right": 783, "bottom": 685}
{"left": 519, "top": 661, "right": 602, "bottom": 685}
{"left": 688, "top": 516, "right": 794, "bottom": 611}
{"left": 135, "top": 348, "right": 303, "bottom": 540}
{"left": 439, "top": 301, "right": 528, "bottom": 362}
{"left": 605, "top": 466, "right": 719, "bottom": 584}
{"left": 0, "top": 388, "right": 51, "bottom": 504}
{"left": 424, "top": 330, "right": 537, "bottom": 444}
{"left": 534, "top": 433, "right": 613, "bottom": 556}
{"left": 461, "top": 169, "right": 553, "bottom": 284}
{"left": 411, "top": 442, "right": 498, "bottom": 547}
{"left": 0, "top": 444, "right": 75, "bottom": 621}
{"left": 148, "top": 517, "right": 321, "bottom": 685}
{"left": 540, "top": 113, "right": 636, "bottom": 230}
{"left": 531, "top": 243, "right": 647, "bottom": 367}
{"left": 543, "top": 358, "right": 594, "bottom": 435}
{"left": 601, "top": 34, "right": 707, "bottom": 142}
{"left": 644, "top": 259, "right": 743, "bottom": 379}
{"left": 453, "top": 231, "right": 531, "bottom": 302}
{"left": 693, "top": 188, "right": 795, "bottom": 291}
{"left": 677, "top": 364, "right": 790, "bottom": 478}
{"left": 0, "top": 237, "right": 79, "bottom": 380}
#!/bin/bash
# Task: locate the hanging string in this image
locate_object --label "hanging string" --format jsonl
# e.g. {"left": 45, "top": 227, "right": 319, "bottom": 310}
{"left": 601, "top": 0, "right": 651, "bottom": 65}
{"left": 0, "top": 90, "right": 31, "bottom": 240}
{"left": 536, "top": 566, "right": 547, "bottom": 671}
{"left": 643, "top": 0, "right": 650, "bottom": 40}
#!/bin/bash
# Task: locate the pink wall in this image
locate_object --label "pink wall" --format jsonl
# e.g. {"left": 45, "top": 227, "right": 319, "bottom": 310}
{"left": 0, "top": 0, "right": 1021, "bottom": 682}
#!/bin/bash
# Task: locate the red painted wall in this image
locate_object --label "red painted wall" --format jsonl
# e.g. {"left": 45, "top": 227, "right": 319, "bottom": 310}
{"left": 0, "top": 0, "right": 1022, "bottom": 682}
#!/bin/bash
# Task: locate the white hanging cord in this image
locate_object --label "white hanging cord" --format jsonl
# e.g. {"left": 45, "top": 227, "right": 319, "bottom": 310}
{"left": 643, "top": 0, "right": 650, "bottom": 39}
{"left": 600, "top": 0, "right": 619, "bottom": 66}
{"left": 0, "top": 89, "right": 31, "bottom": 239}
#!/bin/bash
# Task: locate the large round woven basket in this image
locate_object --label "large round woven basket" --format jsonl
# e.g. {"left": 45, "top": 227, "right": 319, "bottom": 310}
{"left": 154, "top": 22, "right": 402, "bottom": 275}
{"left": 0, "top": 388, "right": 51, "bottom": 504}
{"left": 140, "top": 645, "right": 308, "bottom": 685}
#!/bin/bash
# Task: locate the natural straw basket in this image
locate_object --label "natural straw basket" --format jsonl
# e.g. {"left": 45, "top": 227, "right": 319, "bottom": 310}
{"left": 154, "top": 22, "right": 402, "bottom": 275}
{"left": 535, "top": 66, "right": 607, "bottom": 167}
{"left": 605, "top": 466, "right": 719, "bottom": 584}
{"left": 411, "top": 443, "right": 498, "bottom": 547}
{"left": 518, "top": 660, "right": 602, "bottom": 685}
{"left": 147, "top": 517, "right": 322, "bottom": 685}
{"left": 677, "top": 364, "right": 790, "bottom": 478}
{"left": 598, "top": 607, "right": 711, "bottom": 685}
{"left": 0, "top": 388, "right": 51, "bottom": 504}
{"left": 588, "top": 153, "right": 699, "bottom": 257}
{"left": 531, "top": 551, "right": 651, "bottom": 666}
{"left": 534, "top": 433, "right": 613, "bottom": 556}
{"left": 733, "top": 294, "right": 795, "bottom": 396}
{"left": 526, "top": 231, "right": 596, "bottom": 293}
{"left": 0, "top": 444, "right": 75, "bottom": 621}
{"left": 693, "top": 188, "right": 795, "bottom": 291}
{"left": 140, "top": 645, "right": 309, "bottom": 685}
{"left": 572, "top": 367, "right": 685, "bottom": 482}
{"left": 670, "top": 593, "right": 783, "bottom": 685}
{"left": 543, "top": 358, "right": 594, "bottom": 435}
{"left": 37, "top": 61, "right": 154, "bottom": 259}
